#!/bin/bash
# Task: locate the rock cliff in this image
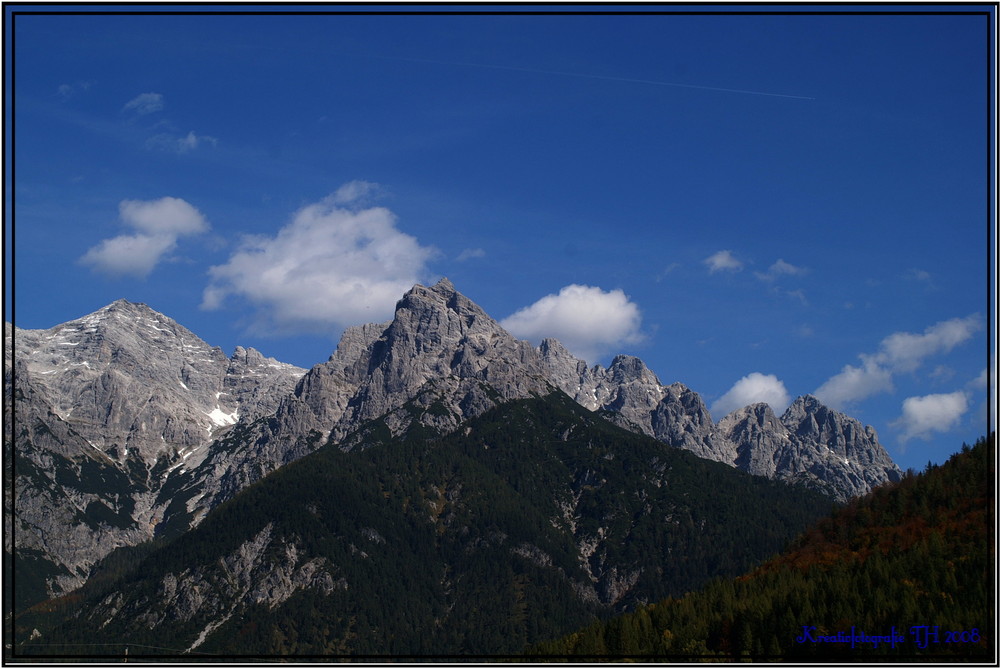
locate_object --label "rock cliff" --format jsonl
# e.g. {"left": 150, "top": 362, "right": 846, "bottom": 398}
{"left": 7, "top": 302, "right": 305, "bottom": 600}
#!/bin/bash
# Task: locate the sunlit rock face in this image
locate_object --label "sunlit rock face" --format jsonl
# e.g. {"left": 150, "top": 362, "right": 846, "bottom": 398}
{"left": 719, "top": 396, "right": 902, "bottom": 501}
{"left": 7, "top": 303, "right": 305, "bottom": 599}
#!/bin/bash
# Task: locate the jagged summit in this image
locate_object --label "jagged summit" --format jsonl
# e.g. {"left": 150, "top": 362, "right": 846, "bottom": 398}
{"left": 784, "top": 393, "right": 825, "bottom": 417}
{"left": 9, "top": 302, "right": 307, "bottom": 595}
{"left": 101, "top": 296, "right": 153, "bottom": 311}
{"left": 332, "top": 276, "right": 552, "bottom": 434}
{"left": 718, "top": 394, "right": 901, "bottom": 500}
{"left": 80, "top": 298, "right": 172, "bottom": 326}
{"left": 429, "top": 275, "right": 457, "bottom": 292}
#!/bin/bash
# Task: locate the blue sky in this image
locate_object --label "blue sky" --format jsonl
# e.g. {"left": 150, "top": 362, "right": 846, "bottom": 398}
{"left": 5, "top": 5, "right": 995, "bottom": 472}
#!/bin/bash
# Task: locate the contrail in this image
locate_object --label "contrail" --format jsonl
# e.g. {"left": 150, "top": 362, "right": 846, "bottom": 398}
{"left": 377, "top": 54, "right": 816, "bottom": 101}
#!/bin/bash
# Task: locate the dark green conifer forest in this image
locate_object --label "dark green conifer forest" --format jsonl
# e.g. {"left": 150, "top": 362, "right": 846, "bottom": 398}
{"left": 529, "top": 434, "right": 995, "bottom": 661}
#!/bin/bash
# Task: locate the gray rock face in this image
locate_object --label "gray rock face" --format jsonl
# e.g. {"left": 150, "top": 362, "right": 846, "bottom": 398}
{"left": 7, "top": 302, "right": 306, "bottom": 599}
{"left": 541, "top": 340, "right": 736, "bottom": 465}
{"left": 650, "top": 383, "right": 738, "bottom": 465}
{"left": 6, "top": 351, "right": 151, "bottom": 598}
{"left": 83, "top": 524, "right": 344, "bottom": 652}
{"left": 541, "top": 337, "right": 898, "bottom": 498}
{"left": 12, "top": 300, "right": 304, "bottom": 466}
{"left": 336, "top": 279, "right": 552, "bottom": 438}
{"left": 778, "top": 395, "right": 902, "bottom": 500}
{"left": 720, "top": 402, "right": 793, "bottom": 478}
{"left": 177, "top": 279, "right": 558, "bottom": 524}
{"left": 718, "top": 396, "right": 902, "bottom": 502}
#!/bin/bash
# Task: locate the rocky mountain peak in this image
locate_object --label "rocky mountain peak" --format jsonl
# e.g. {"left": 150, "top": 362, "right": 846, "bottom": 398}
{"left": 538, "top": 338, "right": 591, "bottom": 399}
{"left": 608, "top": 355, "right": 662, "bottom": 386}
{"left": 10, "top": 299, "right": 309, "bottom": 598}
{"left": 782, "top": 394, "right": 823, "bottom": 419}
{"left": 102, "top": 297, "right": 152, "bottom": 312}
{"left": 12, "top": 301, "right": 307, "bottom": 469}
{"left": 713, "top": 395, "right": 902, "bottom": 501}
{"left": 781, "top": 394, "right": 880, "bottom": 448}
{"left": 388, "top": 277, "right": 493, "bottom": 342}
{"left": 430, "top": 275, "right": 457, "bottom": 294}
{"left": 720, "top": 402, "right": 781, "bottom": 431}
{"left": 341, "top": 279, "right": 550, "bottom": 430}
{"left": 718, "top": 403, "right": 790, "bottom": 477}
{"left": 84, "top": 299, "right": 177, "bottom": 331}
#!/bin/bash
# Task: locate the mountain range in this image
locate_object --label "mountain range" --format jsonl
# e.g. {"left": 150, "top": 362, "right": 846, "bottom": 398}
{"left": 6, "top": 278, "right": 901, "bottom": 625}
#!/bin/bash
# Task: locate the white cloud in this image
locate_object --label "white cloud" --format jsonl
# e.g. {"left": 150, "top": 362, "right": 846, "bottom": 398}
{"left": 754, "top": 258, "right": 806, "bottom": 282}
{"left": 500, "top": 284, "right": 644, "bottom": 363}
{"left": 118, "top": 197, "right": 208, "bottom": 237}
{"left": 456, "top": 248, "right": 486, "bottom": 262}
{"left": 79, "top": 234, "right": 177, "bottom": 279}
{"left": 711, "top": 372, "right": 792, "bottom": 419}
{"left": 123, "top": 92, "right": 164, "bottom": 115}
{"left": 892, "top": 391, "right": 969, "bottom": 443}
{"left": 814, "top": 357, "right": 895, "bottom": 409}
{"left": 331, "top": 180, "right": 383, "bottom": 206}
{"left": 877, "top": 315, "right": 982, "bottom": 373}
{"left": 80, "top": 197, "right": 209, "bottom": 279}
{"left": 814, "top": 314, "right": 983, "bottom": 409}
{"left": 703, "top": 250, "right": 743, "bottom": 273}
{"left": 202, "top": 190, "right": 436, "bottom": 334}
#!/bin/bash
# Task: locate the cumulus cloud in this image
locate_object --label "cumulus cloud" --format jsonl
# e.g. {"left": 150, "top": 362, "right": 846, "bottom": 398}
{"left": 80, "top": 197, "right": 208, "bottom": 278}
{"left": 877, "top": 315, "right": 981, "bottom": 373}
{"left": 703, "top": 250, "right": 743, "bottom": 274}
{"left": 814, "top": 357, "right": 895, "bottom": 409}
{"left": 711, "top": 372, "right": 792, "bottom": 419}
{"left": 201, "top": 190, "right": 436, "bottom": 334}
{"left": 123, "top": 92, "right": 164, "bottom": 115}
{"left": 117, "top": 197, "right": 209, "bottom": 237}
{"left": 892, "top": 391, "right": 969, "bottom": 443}
{"left": 500, "top": 284, "right": 644, "bottom": 363}
{"left": 79, "top": 234, "right": 178, "bottom": 279}
{"left": 814, "top": 314, "right": 983, "bottom": 409}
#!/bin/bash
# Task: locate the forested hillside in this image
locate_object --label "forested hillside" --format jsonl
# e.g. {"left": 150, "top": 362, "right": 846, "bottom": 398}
{"left": 14, "top": 391, "right": 835, "bottom": 657}
{"left": 530, "top": 434, "right": 994, "bottom": 660}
